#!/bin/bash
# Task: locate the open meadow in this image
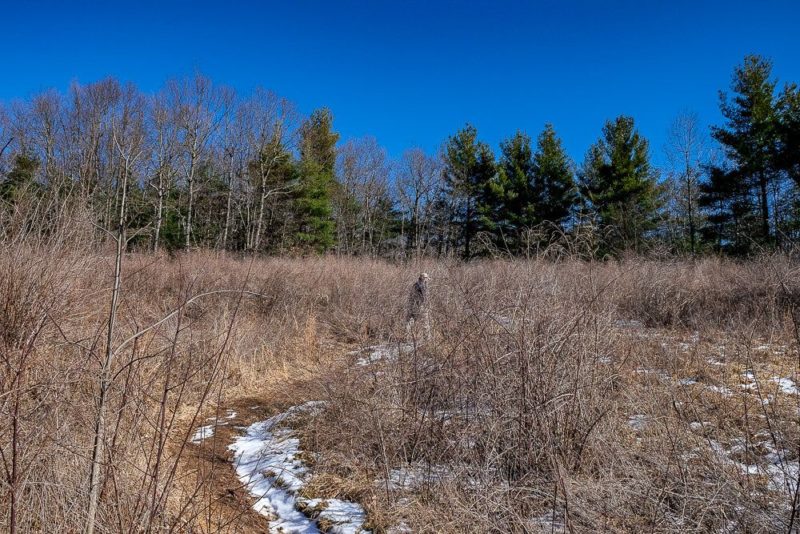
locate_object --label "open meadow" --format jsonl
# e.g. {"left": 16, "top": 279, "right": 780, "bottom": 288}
{"left": 3, "top": 224, "right": 800, "bottom": 532}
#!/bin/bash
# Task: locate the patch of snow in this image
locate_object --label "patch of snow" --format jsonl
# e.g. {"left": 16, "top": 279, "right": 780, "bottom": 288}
{"left": 772, "top": 377, "right": 799, "bottom": 395}
{"left": 679, "top": 378, "right": 698, "bottom": 386}
{"left": 386, "top": 521, "right": 413, "bottom": 534}
{"left": 354, "top": 343, "right": 413, "bottom": 367}
{"left": 628, "top": 414, "right": 648, "bottom": 431}
{"left": 615, "top": 319, "right": 644, "bottom": 329}
{"left": 299, "top": 498, "right": 369, "bottom": 534}
{"left": 709, "top": 438, "right": 800, "bottom": 495}
{"left": 705, "top": 384, "right": 733, "bottom": 397}
{"left": 228, "top": 401, "right": 369, "bottom": 533}
{"left": 530, "top": 509, "right": 565, "bottom": 531}
{"left": 387, "top": 463, "right": 452, "bottom": 490}
{"left": 489, "top": 314, "right": 513, "bottom": 328}
{"left": 634, "top": 368, "right": 670, "bottom": 381}
{"left": 205, "top": 410, "right": 238, "bottom": 425}
{"left": 191, "top": 425, "right": 214, "bottom": 444}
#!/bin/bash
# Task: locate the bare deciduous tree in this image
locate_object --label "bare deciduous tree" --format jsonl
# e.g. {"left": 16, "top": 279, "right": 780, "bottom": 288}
{"left": 86, "top": 85, "right": 146, "bottom": 534}
{"left": 336, "top": 137, "right": 392, "bottom": 255}
{"left": 242, "top": 89, "right": 298, "bottom": 252}
{"left": 397, "top": 148, "right": 441, "bottom": 256}
{"left": 664, "top": 111, "right": 708, "bottom": 255}
{"left": 168, "top": 75, "right": 228, "bottom": 250}
{"left": 148, "top": 91, "right": 178, "bottom": 252}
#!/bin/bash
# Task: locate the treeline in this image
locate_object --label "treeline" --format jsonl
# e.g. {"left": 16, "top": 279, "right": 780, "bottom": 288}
{"left": 0, "top": 55, "right": 798, "bottom": 258}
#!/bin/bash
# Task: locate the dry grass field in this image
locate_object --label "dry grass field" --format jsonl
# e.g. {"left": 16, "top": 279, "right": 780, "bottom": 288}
{"left": 2, "top": 221, "right": 800, "bottom": 532}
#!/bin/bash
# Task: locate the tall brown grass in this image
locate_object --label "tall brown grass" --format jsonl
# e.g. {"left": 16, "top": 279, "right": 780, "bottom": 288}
{"left": 1, "top": 213, "right": 799, "bottom": 532}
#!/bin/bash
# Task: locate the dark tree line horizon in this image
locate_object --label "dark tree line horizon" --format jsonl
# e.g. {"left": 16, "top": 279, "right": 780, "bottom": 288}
{"left": 1, "top": 54, "right": 799, "bottom": 258}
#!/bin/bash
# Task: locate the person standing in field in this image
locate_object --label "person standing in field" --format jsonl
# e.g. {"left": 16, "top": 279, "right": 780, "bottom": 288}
{"left": 407, "top": 272, "right": 431, "bottom": 339}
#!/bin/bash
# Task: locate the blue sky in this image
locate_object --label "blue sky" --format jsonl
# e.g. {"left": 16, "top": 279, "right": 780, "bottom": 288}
{"left": 1, "top": 0, "right": 798, "bottom": 166}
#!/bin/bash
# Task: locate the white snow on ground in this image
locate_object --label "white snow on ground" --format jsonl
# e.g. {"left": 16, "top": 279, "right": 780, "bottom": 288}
{"left": 206, "top": 410, "right": 238, "bottom": 423}
{"left": 191, "top": 425, "right": 214, "bottom": 444}
{"left": 530, "top": 510, "right": 566, "bottom": 531}
{"left": 634, "top": 368, "right": 671, "bottom": 381}
{"left": 628, "top": 415, "right": 648, "bottom": 431}
{"left": 299, "top": 498, "right": 369, "bottom": 534}
{"left": 354, "top": 343, "right": 414, "bottom": 367}
{"left": 705, "top": 384, "right": 733, "bottom": 397}
{"left": 772, "top": 377, "right": 799, "bottom": 394}
{"left": 614, "top": 319, "right": 644, "bottom": 329}
{"left": 385, "top": 521, "right": 413, "bottom": 534}
{"left": 708, "top": 436, "right": 800, "bottom": 494}
{"left": 192, "top": 410, "right": 239, "bottom": 444}
{"left": 386, "top": 463, "right": 452, "bottom": 490}
{"left": 488, "top": 313, "right": 513, "bottom": 328}
{"left": 228, "top": 401, "right": 370, "bottom": 533}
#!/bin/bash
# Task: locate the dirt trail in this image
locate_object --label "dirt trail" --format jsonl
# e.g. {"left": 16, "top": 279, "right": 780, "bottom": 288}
{"left": 184, "top": 392, "right": 373, "bottom": 533}
{"left": 180, "top": 397, "right": 280, "bottom": 532}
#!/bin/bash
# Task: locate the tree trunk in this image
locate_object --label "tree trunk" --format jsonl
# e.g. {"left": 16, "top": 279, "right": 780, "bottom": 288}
{"left": 759, "top": 172, "right": 770, "bottom": 242}
{"left": 86, "top": 161, "right": 128, "bottom": 534}
{"left": 222, "top": 152, "right": 234, "bottom": 251}
{"left": 153, "top": 168, "right": 165, "bottom": 253}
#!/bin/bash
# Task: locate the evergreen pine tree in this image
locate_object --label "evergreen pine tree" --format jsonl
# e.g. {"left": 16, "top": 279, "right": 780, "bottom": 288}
{"left": 532, "top": 124, "right": 577, "bottom": 229}
{"left": 698, "top": 166, "right": 757, "bottom": 253}
{"left": 579, "top": 116, "right": 660, "bottom": 252}
{"left": 706, "top": 55, "right": 780, "bottom": 249}
{"left": 497, "top": 131, "right": 536, "bottom": 252}
{"left": 442, "top": 125, "right": 497, "bottom": 259}
{"left": 777, "top": 83, "right": 800, "bottom": 186}
{"left": 295, "top": 108, "right": 338, "bottom": 252}
{"left": 1, "top": 153, "right": 39, "bottom": 203}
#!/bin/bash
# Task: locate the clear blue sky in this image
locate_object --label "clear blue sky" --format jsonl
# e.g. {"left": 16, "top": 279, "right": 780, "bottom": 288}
{"left": 2, "top": 0, "right": 798, "bottom": 166}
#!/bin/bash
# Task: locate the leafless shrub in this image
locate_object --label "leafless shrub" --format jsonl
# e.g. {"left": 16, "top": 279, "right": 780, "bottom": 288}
{"left": 1, "top": 224, "right": 799, "bottom": 532}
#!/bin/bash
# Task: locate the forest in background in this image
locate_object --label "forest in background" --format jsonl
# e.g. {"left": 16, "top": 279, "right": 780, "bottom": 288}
{"left": 1, "top": 54, "right": 799, "bottom": 258}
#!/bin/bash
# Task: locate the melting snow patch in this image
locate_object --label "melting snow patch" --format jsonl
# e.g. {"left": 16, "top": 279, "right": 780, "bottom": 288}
{"left": 228, "top": 401, "right": 369, "bottom": 533}
{"left": 705, "top": 384, "right": 733, "bottom": 397}
{"left": 530, "top": 510, "right": 565, "bottom": 531}
{"left": 191, "top": 425, "right": 214, "bottom": 444}
{"left": 299, "top": 498, "right": 369, "bottom": 534}
{"left": 355, "top": 343, "right": 413, "bottom": 367}
{"left": 386, "top": 521, "right": 413, "bottom": 534}
{"left": 489, "top": 313, "right": 513, "bottom": 328}
{"left": 628, "top": 415, "right": 648, "bottom": 431}
{"left": 709, "top": 438, "right": 800, "bottom": 495}
{"left": 386, "top": 463, "right": 452, "bottom": 490}
{"left": 772, "top": 377, "right": 799, "bottom": 395}
{"left": 205, "top": 410, "right": 238, "bottom": 425}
